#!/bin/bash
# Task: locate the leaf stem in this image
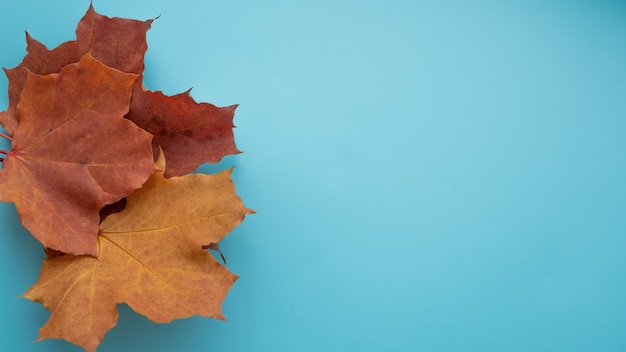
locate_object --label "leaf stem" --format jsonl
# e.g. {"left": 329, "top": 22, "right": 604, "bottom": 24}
{"left": 0, "top": 150, "right": 10, "bottom": 162}
{"left": 0, "top": 133, "right": 12, "bottom": 141}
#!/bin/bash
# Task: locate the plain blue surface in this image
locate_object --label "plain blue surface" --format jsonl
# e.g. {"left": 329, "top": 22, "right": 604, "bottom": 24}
{"left": 1, "top": 0, "right": 625, "bottom": 351}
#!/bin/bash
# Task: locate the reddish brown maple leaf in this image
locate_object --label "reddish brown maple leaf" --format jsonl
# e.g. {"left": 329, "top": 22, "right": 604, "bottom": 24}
{"left": 1, "top": 4, "right": 241, "bottom": 177}
{"left": 23, "top": 152, "right": 252, "bottom": 352}
{"left": 0, "top": 54, "right": 156, "bottom": 256}
{"left": 128, "top": 84, "right": 241, "bottom": 177}
{"left": 0, "top": 4, "right": 153, "bottom": 135}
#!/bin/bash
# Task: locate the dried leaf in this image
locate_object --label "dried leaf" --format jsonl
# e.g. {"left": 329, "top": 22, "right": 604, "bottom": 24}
{"left": 0, "top": 54, "right": 156, "bottom": 256}
{"left": 23, "top": 152, "right": 252, "bottom": 352}
{"left": 127, "top": 84, "right": 241, "bottom": 177}
{"left": 0, "top": 4, "right": 153, "bottom": 134}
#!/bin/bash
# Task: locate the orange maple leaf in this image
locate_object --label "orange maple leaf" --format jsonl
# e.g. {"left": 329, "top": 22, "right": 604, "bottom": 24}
{"left": 0, "top": 54, "right": 156, "bottom": 256}
{"left": 23, "top": 152, "right": 253, "bottom": 352}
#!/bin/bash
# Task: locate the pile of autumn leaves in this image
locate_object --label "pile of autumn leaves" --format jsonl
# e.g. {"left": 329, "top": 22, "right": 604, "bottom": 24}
{"left": 0, "top": 5, "right": 252, "bottom": 352}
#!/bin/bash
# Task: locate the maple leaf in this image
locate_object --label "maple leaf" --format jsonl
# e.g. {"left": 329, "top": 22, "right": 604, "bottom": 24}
{"left": 1, "top": 5, "right": 241, "bottom": 177}
{"left": 127, "top": 84, "right": 241, "bottom": 177}
{"left": 0, "top": 53, "right": 156, "bottom": 256}
{"left": 23, "top": 152, "right": 253, "bottom": 352}
{"left": 0, "top": 4, "right": 153, "bottom": 134}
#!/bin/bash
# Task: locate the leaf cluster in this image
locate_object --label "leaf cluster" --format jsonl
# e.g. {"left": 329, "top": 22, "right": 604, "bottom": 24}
{"left": 0, "top": 5, "right": 252, "bottom": 351}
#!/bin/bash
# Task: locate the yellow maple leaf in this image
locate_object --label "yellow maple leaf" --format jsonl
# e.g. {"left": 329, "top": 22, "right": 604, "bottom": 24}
{"left": 23, "top": 152, "right": 253, "bottom": 351}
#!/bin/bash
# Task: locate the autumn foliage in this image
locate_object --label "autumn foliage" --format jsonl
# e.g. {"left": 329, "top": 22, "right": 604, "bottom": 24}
{"left": 0, "top": 5, "right": 251, "bottom": 351}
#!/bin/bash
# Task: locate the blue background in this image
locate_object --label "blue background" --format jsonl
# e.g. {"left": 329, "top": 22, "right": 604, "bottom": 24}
{"left": 1, "top": 1, "right": 625, "bottom": 351}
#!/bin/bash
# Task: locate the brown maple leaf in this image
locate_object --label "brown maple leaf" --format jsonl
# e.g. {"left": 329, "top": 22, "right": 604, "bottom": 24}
{"left": 23, "top": 152, "right": 253, "bottom": 352}
{"left": 127, "top": 84, "right": 241, "bottom": 177}
{"left": 1, "top": 4, "right": 241, "bottom": 177}
{"left": 0, "top": 4, "right": 153, "bottom": 135}
{"left": 0, "top": 54, "right": 156, "bottom": 256}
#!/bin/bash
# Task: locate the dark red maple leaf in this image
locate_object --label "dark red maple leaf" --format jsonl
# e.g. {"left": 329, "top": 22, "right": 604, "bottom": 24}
{"left": 128, "top": 84, "right": 240, "bottom": 177}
